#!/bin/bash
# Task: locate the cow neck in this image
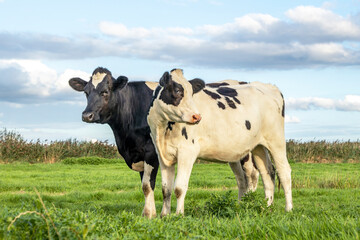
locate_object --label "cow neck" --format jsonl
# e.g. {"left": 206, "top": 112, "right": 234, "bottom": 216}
{"left": 107, "top": 83, "right": 151, "bottom": 164}
{"left": 148, "top": 109, "right": 172, "bottom": 166}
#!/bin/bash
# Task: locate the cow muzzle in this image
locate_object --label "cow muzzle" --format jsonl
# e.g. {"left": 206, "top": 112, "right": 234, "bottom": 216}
{"left": 82, "top": 111, "right": 95, "bottom": 123}
{"left": 191, "top": 113, "right": 202, "bottom": 124}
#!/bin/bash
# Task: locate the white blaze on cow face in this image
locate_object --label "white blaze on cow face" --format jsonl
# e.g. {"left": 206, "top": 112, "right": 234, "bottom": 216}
{"left": 156, "top": 69, "right": 202, "bottom": 124}
{"left": 91, "top": 72, "right": 107, "bottom": 88}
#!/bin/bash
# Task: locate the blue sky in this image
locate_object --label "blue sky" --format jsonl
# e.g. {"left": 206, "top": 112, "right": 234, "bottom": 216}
{"left": 0, "top": 0, "right": 359, "bottom": 143}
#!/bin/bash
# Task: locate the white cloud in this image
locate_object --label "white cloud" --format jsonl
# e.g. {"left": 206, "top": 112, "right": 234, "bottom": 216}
{"left": 285, "top": 115, "right": 301, "bottom": 123}
{"left": 94, "top": 6, "right": 360, "bottom": 69}
{"left": 1, "top": 6, "right": 360, "bottom": 70}
{"left": 286, "top": 6, "right": 360, "bottom": 38}
{"left": 99, "top": 22, "right": 151, "bottom": 39}
{"left": 0, "top": 59, "right": 90, "bottom": 104}
{"left": 287, "top": 95, "right": 360, "bottom": 112}
{"left": 202, "top": 14, "right": 279, "bottom": 36}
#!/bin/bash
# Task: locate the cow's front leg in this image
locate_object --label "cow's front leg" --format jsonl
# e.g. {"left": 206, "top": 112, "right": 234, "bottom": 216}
{"left": 174, "top": 151, "right": 197, "bottom": 215}
{"left": 160, "top": 160, "right": 175, "bottom": 217}
{"left": 142, "top": 162, "right": 157, "bottom": 218}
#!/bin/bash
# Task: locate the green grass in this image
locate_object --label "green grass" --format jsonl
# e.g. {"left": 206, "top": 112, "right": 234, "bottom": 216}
{"left": 0, "top": 161, "right": 359, "bottom": 239}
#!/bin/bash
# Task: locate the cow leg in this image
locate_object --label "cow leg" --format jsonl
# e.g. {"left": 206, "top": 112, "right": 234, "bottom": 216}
{"left": 252, "top": 146, "right": 275, "bottom": 206}
{"left": 267, "top": 142, "right": 293, "bottom": 212}
{"left": 160, "top": 160, "right": 175, "bottom": 217}
{"left": 241, "top": 153, "right": 259, "bottom": 192}
{"left": 142, "top": 162, "right": 157, "bottom": 218}
{"left": 229, "top": 161, "right": 247, "bottom": 200}
{"left": 249, "top": 155, "right": 260, "bottom": 191}
{"left": 174, "top": 152, "right": 197, "bottom": 215}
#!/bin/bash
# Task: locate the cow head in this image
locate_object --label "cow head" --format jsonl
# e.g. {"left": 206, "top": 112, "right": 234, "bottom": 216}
{"left": 153, "top": 69, "right": 205, "bottom": 124}
{"left": 69, "top": 67, "right": 128, "bottom": 124}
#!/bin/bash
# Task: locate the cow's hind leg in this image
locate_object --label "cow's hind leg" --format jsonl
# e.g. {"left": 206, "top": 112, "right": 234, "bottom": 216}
{"left": 249, "top": 154, "right": 260, "bottom": 191}
{"left": 229, "top": 161, "right": 247, "bottom": 200}
{"left": 267, "top": 142, "right": 293, "bottom": 212}
{"left": 160, "top": 160, "right": 175, "bottom": 217}
{"left": 252, "top": 145, "right": 275, "bottom": 206}
{"left": 241, "top": 153, "right": 259, "bottom": 192}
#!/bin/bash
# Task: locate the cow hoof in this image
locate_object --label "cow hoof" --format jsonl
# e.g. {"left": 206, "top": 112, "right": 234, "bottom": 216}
{"left": 142, "top": 209, "right": 156, "bottom": 219}
{"left": 285, "top": 204, "right": 293, "bottom": 212}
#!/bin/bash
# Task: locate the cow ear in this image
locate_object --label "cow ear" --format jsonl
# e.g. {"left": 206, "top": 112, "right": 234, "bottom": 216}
{"left": 159, "top": 72, "right": 171, "bottom": 87}
{"left": 113, "top": 76, "right": 128, "bottom": 91}
{"left": 189, "top": 78, "right": 205, "bottom": 94}
{"left": 69, "top": 78, "right": 87, "bottom": 92}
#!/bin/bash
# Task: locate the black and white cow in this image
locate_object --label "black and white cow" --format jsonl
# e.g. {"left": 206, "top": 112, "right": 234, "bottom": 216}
{"left": 69, "top": 67, "right": 159, "bottom": 218}
{"left": 69, "top": 67, "right": 259, "bottom": 218}
{"left": 147, "top": 69, "right": 292, "bottom": 216}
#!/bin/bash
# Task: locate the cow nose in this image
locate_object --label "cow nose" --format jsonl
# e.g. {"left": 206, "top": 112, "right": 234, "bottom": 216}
{"left": 192, "top": 114, "right": 201, "bottom": 123}
{"left": 82, "top": 112, "right": 94, "bottom": 122}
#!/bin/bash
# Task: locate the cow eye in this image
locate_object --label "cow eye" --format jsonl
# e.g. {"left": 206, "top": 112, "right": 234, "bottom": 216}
{"left": 100, "top": 91, "right": 109, "bottom": 97}
{"left": 175, "top": 89, "right": 181, "bottom": 94}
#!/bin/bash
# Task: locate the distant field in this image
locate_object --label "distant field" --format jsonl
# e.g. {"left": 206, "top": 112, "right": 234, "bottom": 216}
{"left": 0, "top": 161, "right": 359, "bottom": 239}
{"left": 1, "top": 129, "right": 360, "bottom": 164}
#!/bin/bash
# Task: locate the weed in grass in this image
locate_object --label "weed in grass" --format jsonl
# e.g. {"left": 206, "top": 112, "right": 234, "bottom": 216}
{"left": 238, "top": 191, "right": 274, "bottom": 217}
{"left": 188, "top": 191, "right": 272, "bottom": 218}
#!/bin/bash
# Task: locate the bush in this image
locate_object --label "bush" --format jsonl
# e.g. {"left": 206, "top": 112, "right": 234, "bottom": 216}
{"left": 0, "top": 129, "right": 120, "bottom": 163}
{"left": 287, "top": 139, "right": 360, "bottom": 163}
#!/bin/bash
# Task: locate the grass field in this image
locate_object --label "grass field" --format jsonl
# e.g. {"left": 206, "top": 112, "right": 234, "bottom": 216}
{"left": 0, "top": 160, "right": 359, "bottom": 239}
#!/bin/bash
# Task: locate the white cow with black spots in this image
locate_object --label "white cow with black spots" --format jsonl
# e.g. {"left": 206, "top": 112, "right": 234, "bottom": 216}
{"left": 147, "top": 69, "right": 292, "bottom": 216}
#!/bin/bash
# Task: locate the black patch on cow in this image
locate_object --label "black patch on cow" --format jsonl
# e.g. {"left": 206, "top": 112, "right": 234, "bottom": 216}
{"left": 280, "top": 92, "right": 285, "bottom": 117}
{"left": 240, "top": 154, "right": 250, "bottom": 165}
{"left": 149, "top": 85, "right": 162, "bottom": 108}
{"left": 189, "top": 78, "right": 206, "bottom": 94}
{"left": 153, "top": 85, "right": 161, "bottom": 99}
{"left": 192, "top": 139, "right": 194, "bottom": 144}
{"left": 174, "top": 187, "right": 182, "bottom": 199}
{"left": 251, "top": 155, "right": 258, "bottom": 170}
{"left": 206, "top": 82, "right": 230, "bottom": 88}
{"left": 162, "top": 186, "right": 171, "bottom": 201}
{"left": 239, "top": 81, "right": 248, "bottom": 85}
{"left": 233, "top": 96, "right": 241, "bottom": 104}
{"left": 142, "top": 184, "right": 151, "bottom": 197}
{"left": 203, "top": 89, "right": 221, "bottom": 100}
{"left": 159, "top": 79, "right": 184, "bottom": 106}
{"left": 245, "top": 120, "right": 251, "bottom": 130}
{"left": 167, "top": 121, "right": 175, "bottom": 131}
{"left": 217, "top": 101, "right": 226, "bottom": 109}
{"left": 216, "top": 87, "right": 238, "bottom": 97}
{"left": 225, "top": 97, "right": 236, "bottom": 109}
{"left": 182, "top": 127, "right": 188, "bottom": 140}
